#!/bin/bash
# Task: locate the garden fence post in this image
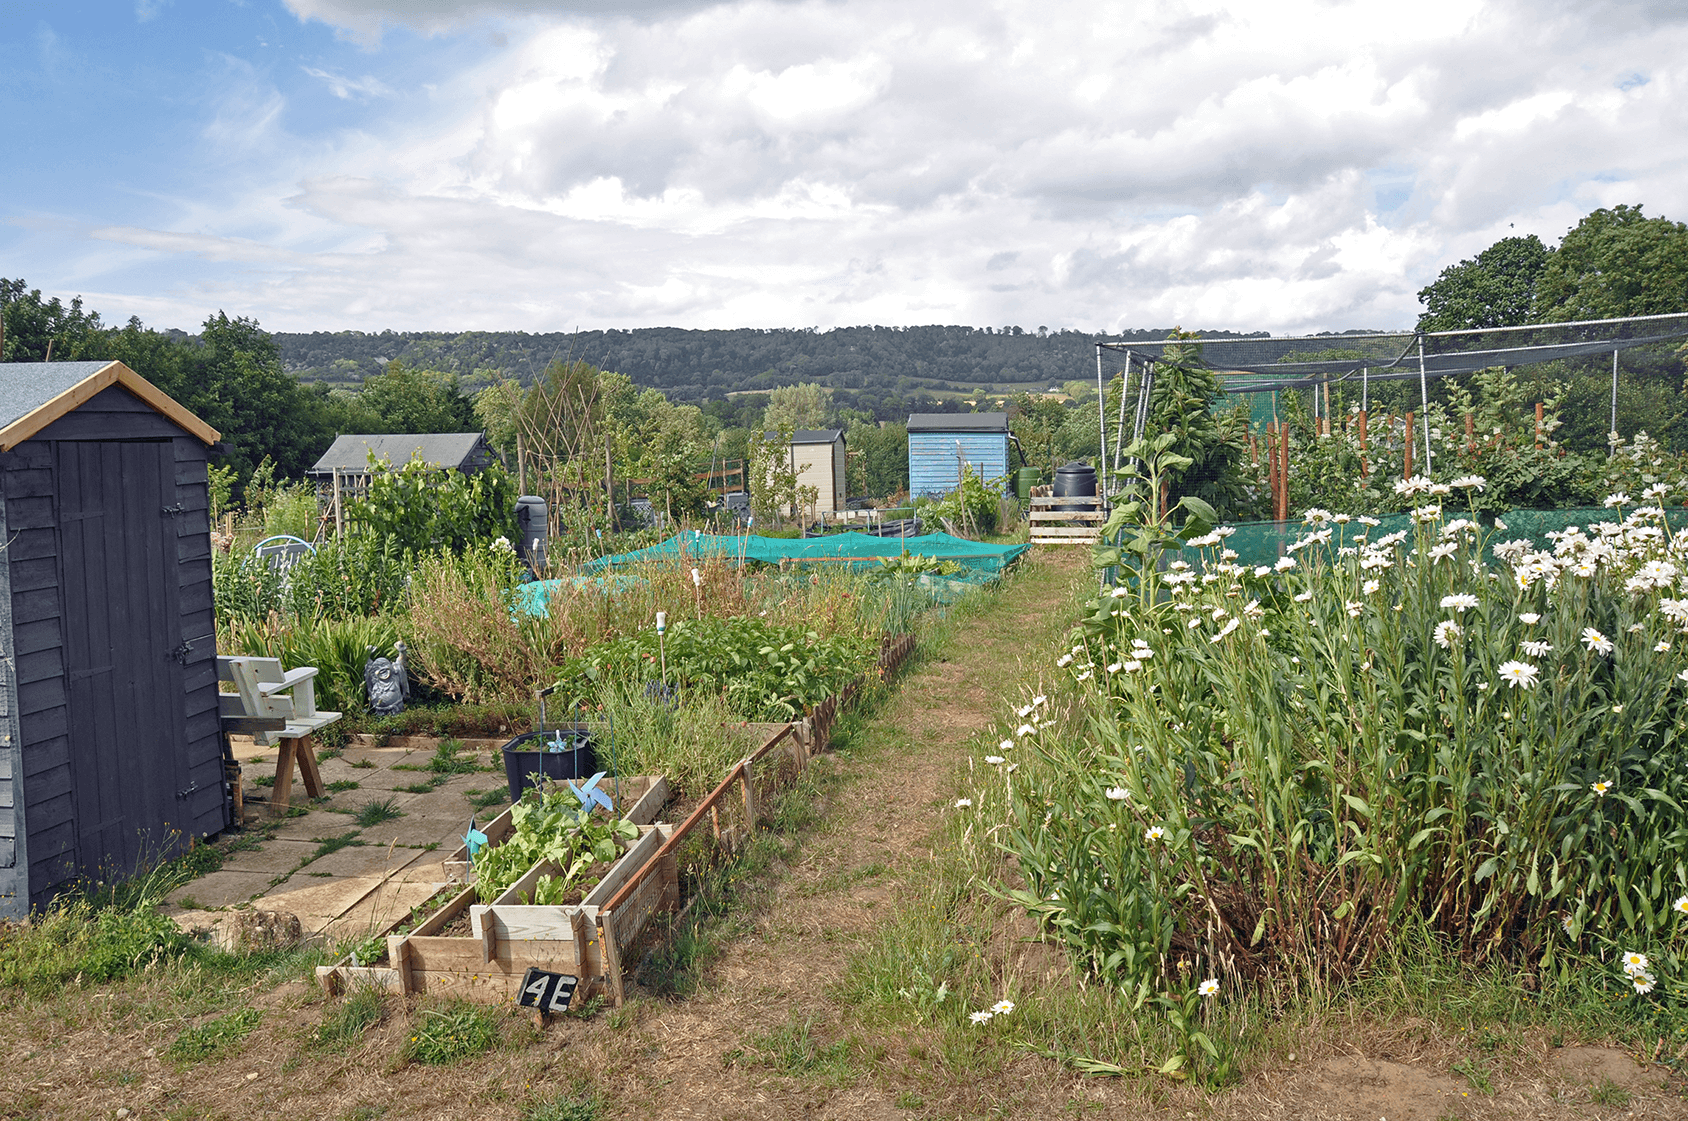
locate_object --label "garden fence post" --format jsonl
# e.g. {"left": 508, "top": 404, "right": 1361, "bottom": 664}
{"left": 1404, "top": 412, "right": 1415, "bottom": 478}
{"left": 1357, "top": 410, "right": 1368, "bottom": 477}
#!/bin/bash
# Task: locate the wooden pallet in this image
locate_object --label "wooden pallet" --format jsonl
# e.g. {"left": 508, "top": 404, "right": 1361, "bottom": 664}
{"left": 1028, "top": 494, "right": 1107, "bottom": 545}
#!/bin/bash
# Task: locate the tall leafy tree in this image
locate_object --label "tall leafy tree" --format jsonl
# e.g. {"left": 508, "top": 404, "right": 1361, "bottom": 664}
{"left": 1534, "top": 205, "right": 1688, "bottom": 321}
{"left": 1416, "top": 235, "right": 1550, "bottom": 331}
{"left": 355, "top": 359, "right": 477, "bottom": 433}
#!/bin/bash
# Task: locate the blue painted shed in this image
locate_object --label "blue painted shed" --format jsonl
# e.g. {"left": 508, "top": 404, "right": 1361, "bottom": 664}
{"left": 907, "top": 413, "right": 1010, "bottom": 498}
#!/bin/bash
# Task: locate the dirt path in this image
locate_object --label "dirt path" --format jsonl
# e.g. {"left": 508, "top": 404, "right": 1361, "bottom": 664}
{"left": 578, "top": 548, "right": 1094, "bottom": 1118}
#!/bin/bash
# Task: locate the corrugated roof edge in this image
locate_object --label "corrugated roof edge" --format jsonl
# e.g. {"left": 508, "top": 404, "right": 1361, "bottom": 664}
{"left": 907, "top": 412, "right": 1009, "bottom": 432}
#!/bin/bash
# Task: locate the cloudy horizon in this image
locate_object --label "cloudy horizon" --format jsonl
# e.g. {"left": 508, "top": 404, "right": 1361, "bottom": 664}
{"left": 3, "top": 0, "right": 1685, "bottom": 337}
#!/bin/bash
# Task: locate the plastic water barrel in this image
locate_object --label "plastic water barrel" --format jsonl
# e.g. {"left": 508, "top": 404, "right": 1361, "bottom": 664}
{"left": 515, "top": 495, "right": 548, "bottom": 572}
{"left": 1053, "top": 462, "right": 1097, "bottom": 511}
{"left": 1015, "top": 466, "right": 1040, "bottom": 502}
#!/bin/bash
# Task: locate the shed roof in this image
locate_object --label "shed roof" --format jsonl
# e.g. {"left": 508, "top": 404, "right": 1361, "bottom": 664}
{"left": 0, "top": 360, "right": 221, "bottom": 450}
{"left": 307, "top": 432, "right": 490, "bottom": 477}
{"left": 789, "top": 428, "right": 843, "bottom": 445}
{"left": 907, "top": 412, "right": 1008, "bottom": 433}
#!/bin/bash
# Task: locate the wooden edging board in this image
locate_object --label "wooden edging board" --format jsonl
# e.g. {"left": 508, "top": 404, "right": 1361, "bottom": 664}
{"left": 315, "top": 823, "right": 676, "bottom": 1002}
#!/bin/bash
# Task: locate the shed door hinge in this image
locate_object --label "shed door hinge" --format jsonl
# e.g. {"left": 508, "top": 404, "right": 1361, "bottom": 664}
{"left": 171, "top": 640, "right": 193, "bottom": 664}
{"left": 161, "top": 503, "right": 185, "bottom": 516}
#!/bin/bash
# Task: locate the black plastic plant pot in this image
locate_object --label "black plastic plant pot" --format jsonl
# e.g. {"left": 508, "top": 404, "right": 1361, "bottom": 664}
{"left": 501, "top": 724, "right": 596, "bottom": 802}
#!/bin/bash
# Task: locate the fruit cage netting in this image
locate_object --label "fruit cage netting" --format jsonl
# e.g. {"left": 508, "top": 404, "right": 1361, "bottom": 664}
{"left": 579, "top": 530, "right": 1030, "bottom": 580}
{"left": 1210, "top": 506, "right": 1654, "bottom": 570}
{"left": 1093, "top": 312, "right": 1688, "bottom": 470}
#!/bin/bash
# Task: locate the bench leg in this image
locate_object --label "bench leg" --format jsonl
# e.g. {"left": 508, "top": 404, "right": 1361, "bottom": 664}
{"left": 272, "top": 739, "right": 296, "bottom": 813}
{"left": 295, "top": 734, "right": 325, "bottom": 798}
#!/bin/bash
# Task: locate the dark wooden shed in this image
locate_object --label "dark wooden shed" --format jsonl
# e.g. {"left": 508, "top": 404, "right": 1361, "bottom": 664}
{"left": 0, "top": 361, "right": 225, "bottom": 918}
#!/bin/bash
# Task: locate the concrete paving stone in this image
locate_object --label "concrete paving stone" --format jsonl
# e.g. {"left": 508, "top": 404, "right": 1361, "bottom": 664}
{"left": 264, "top": 873, "right": 390, "bottom": 923}
{"left": 302, "top": 843, "right": 423, "bottom": 880}
{"left": 396, "top": 857, "right": 453, "bottom": 884}
{"left": 220, "top": 839, "right": 317, "bottom": 875}
{"left": 322, "top": 880, "right": 451, "bottom": 941}
{"left": 341, "top": 746, "right": 425, "bottom": 769}
{"left": 356, "top": 812, "right": 478, "bottom": 850}
{"left": 168, "top": 870, "right": 274, "bottom": 909}
{"left": 267, "top": 811, "right": 365, "bottom": 843}
{"left": 335, "top": 765, "right": 432, "bottom": 793}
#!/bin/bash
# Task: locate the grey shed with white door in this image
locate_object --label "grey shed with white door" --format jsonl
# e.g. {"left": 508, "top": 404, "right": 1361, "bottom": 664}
{"left": 0, "top": 361, "right": 225, "bottom": 918}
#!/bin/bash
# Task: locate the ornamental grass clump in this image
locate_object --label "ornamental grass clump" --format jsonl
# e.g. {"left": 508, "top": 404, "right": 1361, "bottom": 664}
{"left": 998, "top": 444, "right": 1688, "bottom": 1008}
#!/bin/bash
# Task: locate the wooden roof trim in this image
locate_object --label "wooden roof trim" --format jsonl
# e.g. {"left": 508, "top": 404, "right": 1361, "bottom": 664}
{"left": 0, "top": 361, "right": 221, "bottom": 450}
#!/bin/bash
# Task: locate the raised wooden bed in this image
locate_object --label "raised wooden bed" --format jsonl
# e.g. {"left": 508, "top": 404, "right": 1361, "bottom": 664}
{"left": 440, "top": 774, "right": 670, "bottom": 884}
{"left": 316, "top": 822, "right": 676, "bottom": 1003}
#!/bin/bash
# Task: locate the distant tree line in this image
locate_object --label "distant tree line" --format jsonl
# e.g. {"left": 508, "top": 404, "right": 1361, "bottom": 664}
{"left": 271, "top": 323, "right": 1261, "bottom": 419}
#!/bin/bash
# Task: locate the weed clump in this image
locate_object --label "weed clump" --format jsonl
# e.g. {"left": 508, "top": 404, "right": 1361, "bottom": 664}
{"left": 402, "top": 1001, "right": 504, "bottom": 1065}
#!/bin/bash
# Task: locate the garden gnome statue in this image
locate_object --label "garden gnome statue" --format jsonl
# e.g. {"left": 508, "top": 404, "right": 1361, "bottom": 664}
{"left": 365, "top": 640, "right": 410, "bottom": 716}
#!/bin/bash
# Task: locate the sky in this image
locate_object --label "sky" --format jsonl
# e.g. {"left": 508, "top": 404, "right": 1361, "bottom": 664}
{"left": 2, "top": 0, "right": 1686, "bottom": 337}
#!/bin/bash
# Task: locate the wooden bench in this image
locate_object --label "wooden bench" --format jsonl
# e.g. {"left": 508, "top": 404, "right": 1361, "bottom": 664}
{"left": 218, "top": 656, "right": 343, "bottom": 814}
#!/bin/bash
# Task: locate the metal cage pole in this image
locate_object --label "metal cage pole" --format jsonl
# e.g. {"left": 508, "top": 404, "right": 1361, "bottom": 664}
{"left": 1113, "top": 352, "right": 1131, "bottom": 475}
{"left": 1095, "top": 345, "right": 1108, "bottom": 488}
{"left": 1417, "top": 335, "right": 1433, "bottom": 477}
{"left": 1611, "top": 349, "right": 1620, "bottom": 454}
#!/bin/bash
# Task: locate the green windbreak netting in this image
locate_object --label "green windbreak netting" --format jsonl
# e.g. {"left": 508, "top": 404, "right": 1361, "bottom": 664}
{"left": 580, "top": 531, "right": 1032, "bottom": 577}
{"left": 1203, "top": 506, "right": 1648, "bottom": 569}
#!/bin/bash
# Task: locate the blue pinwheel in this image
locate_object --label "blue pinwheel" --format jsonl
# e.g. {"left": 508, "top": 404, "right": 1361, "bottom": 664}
{"left": 568, "top": 771, "right": 614, "bottom": 814}
{"left": 464, "top": 816, "right": 489, "bottom": 864}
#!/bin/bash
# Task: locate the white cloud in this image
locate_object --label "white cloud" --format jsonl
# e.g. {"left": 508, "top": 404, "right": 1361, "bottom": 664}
{"left": 25, "top": 0, "right": 1688, "bottom": 334}
{"left": 302, "top": 67, "right": 397, "bottom": 100}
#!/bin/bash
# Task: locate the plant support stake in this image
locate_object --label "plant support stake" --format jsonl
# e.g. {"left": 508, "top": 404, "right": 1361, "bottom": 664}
{"left": 655, "top": 611, "right": 668, "bottom": 685}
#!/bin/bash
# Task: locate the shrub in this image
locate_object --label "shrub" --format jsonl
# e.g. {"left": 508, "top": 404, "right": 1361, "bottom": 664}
{"left": 554, "top": 616, "right": 875, "bottom": 721}
{"left": 346, "top": 457, "right": 517, "bottom": 555}
{"left": 224, "top": 613, "right": 405, "bottom": 715}
{"left": 0, "top": 900, "right": 189, "bottom": 996}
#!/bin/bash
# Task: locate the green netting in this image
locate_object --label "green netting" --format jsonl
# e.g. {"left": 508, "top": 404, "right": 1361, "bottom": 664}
{"left": 580, "top": 530, "right": 1032, "bottom": 578}
{"left": 1201, "top": 506, "right": 1641, "bottom": 569}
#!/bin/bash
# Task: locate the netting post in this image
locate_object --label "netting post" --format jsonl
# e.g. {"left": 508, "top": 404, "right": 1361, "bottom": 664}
{"left": 1095, "top": 345, "right": 1108, "bottom": 489}
{"left": 1114, "top": 353, "right": 1131, "bottom": 475}
{"left": 1404, "top": 412, "right": 1415, "bottom": 478}
{"left": 1357, "top": 411, "right": 1368, "bottom": 478}
{"left": 1536, "top": 403, "right": 1544, "bottom": 449}
{"left": 1611, "top": 349, "right": 1620, "bottom": 455}
{"left": 1416, "top": 335, "right": 1433, "bottom": 476}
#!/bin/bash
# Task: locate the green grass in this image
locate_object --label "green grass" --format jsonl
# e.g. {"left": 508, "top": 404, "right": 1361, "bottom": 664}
{"left": 402, "top": 1001, "right": 504, "bottom": 1065}
{"left": 520, "top": 1089, "right": 601, "bottom": 1121}
{"left": 326, "top": 780, "right": 361, "bottom": 793}
{"left": 466, "top": 787, "right": 510, "bottom": 813}
{"left": 736, "top": 1014, "right": 858, "bottom": 1082}
{"left": 310, "top": 832, "right": 365, "bottom": 860}
{"left": 354, "top": 798, "right": 405, "bottom": 826}
{"left": 394, "top": 781, "right": 437, "bottom": 795}
{"left": 167, "top": 1008, "right": 263, "bottom": 1062}
{"left": 311, "top": 985, "right": 388, "bottom": 1050}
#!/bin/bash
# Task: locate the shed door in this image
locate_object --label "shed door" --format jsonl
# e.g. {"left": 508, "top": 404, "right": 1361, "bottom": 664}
{"left": 57, "top": 440, "right": 184, "bottom": 881}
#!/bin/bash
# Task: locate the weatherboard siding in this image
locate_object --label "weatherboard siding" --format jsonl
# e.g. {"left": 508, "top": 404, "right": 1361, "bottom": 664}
{"left": 908, "top": 432, "right": 1010, "bottom": 498}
